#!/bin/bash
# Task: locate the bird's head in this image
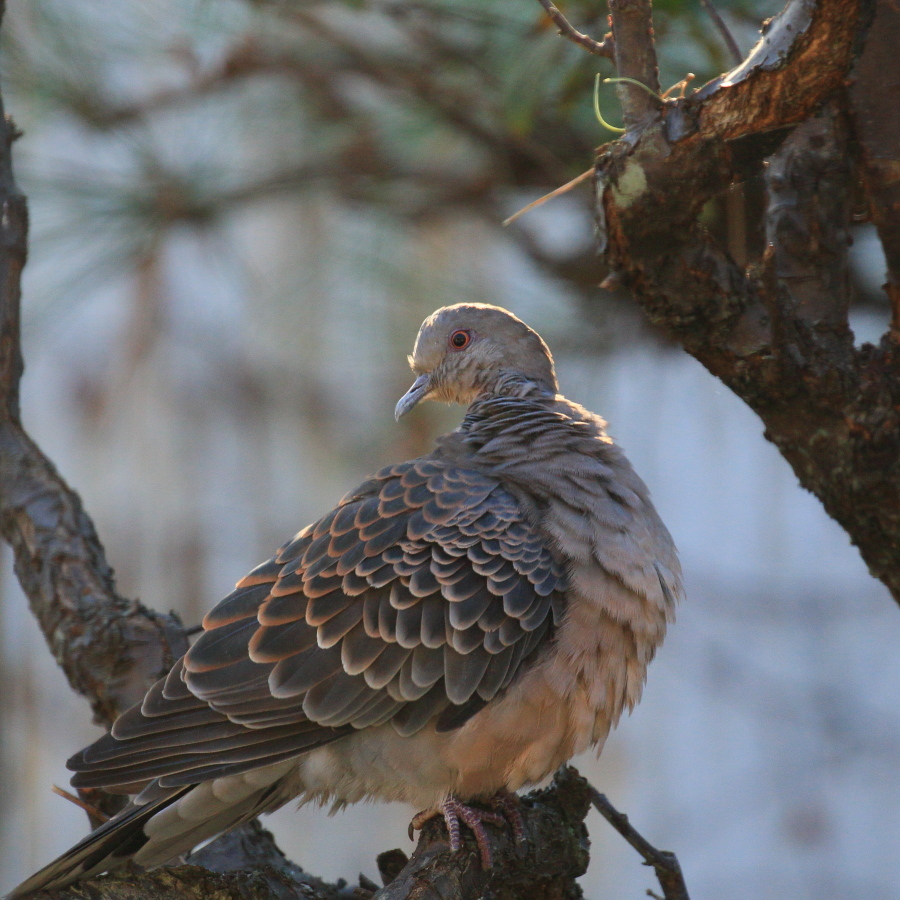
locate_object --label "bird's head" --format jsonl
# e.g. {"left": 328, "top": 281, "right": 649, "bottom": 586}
{"left": 395, "top": 303, "right": 558, "bottom": 420}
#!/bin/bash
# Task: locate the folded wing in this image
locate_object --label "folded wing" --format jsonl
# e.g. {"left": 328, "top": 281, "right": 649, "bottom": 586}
{"left": 70, "top": 457, "right": 567, "bottom": 793}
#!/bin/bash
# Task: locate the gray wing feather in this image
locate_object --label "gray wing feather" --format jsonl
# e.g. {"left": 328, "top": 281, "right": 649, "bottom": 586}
{"left": 67, "top": 456, "right": 565, "bottom": 799}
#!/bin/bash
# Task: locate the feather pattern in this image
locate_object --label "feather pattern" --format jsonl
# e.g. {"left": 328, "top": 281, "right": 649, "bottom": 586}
{"left": 66, "top": 454, "right": 566, "bottom": 795}
{"left": 17, "top": 303, "right": 684, "bottom": 899}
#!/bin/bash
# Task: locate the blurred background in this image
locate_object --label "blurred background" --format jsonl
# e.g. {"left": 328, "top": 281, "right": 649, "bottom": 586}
{"left": 0, "top": 1, "right": 897, "bottom": 897}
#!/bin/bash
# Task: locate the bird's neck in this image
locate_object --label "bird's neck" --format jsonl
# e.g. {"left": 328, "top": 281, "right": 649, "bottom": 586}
{"left": 443, "top": 387, "right": 613, "bottom": 475}
{"left": 452, "top": 389, "right": 571, "bottom": 456}
{"left": 477, "top": 370, "right": 555, "bottom": 402}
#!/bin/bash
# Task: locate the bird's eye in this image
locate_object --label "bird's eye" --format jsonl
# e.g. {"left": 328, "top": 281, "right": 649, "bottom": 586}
{"left": 449, "top": 330, "right": 471, "bottom": 350}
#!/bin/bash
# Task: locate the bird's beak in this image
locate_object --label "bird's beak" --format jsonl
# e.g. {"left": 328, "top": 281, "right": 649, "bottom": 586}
{"left": 395, "top": 373, "right": 431, "bottom": 421}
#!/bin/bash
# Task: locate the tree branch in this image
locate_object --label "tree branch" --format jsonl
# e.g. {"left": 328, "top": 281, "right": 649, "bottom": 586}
{"left": 698, "top": 0, "right": 743, "bottom": 66}
{"left": 31, "top": 769, "right": 595, "bottom": 900}
{"left": 534, "top": 0, "right": 614, "bottom": 59}
{"left": 0, "top": 5, "right": 187, "bottom": 734}
{"left": 590, "top": 790, "right": 690, "bottom": 900}
{"left": 373, "top": 767, "right": 590, "bottom": 900}
{"left": 594, "top": 0, "right": 900, "bottom": 602}
{"left": 848, "top": 0, "right": 900, "bottom": 330}
{"left": 764, "top": 99, "right": 853, "bottom": 345}
{"left": 608, "top": 0, "right": 662, "bottom": 128}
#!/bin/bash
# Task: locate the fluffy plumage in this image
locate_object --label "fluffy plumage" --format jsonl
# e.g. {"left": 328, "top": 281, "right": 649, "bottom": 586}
{"left": 9, "top": 303, "right": 682, "bottom": 897}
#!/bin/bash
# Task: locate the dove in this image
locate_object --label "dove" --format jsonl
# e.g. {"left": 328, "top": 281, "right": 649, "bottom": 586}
{"left": 9, "top": 302, "right": 682, "bottom": 895}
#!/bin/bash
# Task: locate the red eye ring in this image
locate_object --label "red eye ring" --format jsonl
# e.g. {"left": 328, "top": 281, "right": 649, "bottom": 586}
{"left": 449, "top": 329, "right": 472, "bottom": 350}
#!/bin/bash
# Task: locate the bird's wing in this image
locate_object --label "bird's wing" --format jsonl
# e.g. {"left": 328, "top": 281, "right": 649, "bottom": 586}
{"left": 69, "top": 457, "right": 566, "bottom": 792}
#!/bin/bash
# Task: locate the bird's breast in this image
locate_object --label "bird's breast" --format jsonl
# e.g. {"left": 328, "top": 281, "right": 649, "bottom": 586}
{"left": 287, "top": 574, "right": 658, "bottom": 811}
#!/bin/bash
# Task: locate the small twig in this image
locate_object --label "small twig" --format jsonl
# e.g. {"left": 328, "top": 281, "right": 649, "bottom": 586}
{"left": 503, "top": 168, "right": 594, "bottom": 226}
{"left": 51, "top": 785, "right": 110, "bottom": 823}
{"left": 661, "top": 73, "right": 695, "bottom": 100}
{"left": 535, "top": 0, "right": 615, "bottom": 58}
{"left": 698, "top": 0, "right": 743, "bottom": 66}
{"left": 589, "top": 788, "right": 690, "bottom": 900}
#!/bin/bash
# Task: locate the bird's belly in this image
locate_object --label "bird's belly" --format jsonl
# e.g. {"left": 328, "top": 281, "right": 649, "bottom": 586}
{"left": 291, "top": 655, "right": 607, "bottom": 811}
{"left": 440, "top": 661, "right": 600, "bottom": 798}
{"left": 290, "top": 587, "right": 657, "bottom": 811}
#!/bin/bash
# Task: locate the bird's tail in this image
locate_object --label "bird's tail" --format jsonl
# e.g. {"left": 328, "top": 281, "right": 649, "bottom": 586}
{"left": 5, "top": 768, "right": 292, "bottom": 898}
{"left": 5, "top": 787, "right": 191, "bottom": 898}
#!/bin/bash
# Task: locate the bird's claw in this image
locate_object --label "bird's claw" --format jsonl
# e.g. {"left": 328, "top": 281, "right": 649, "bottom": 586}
{"left": 487, "top": 789, "right": 527, "bottom": 845}
{"left": 409, "top": 793, "right": 522, "bottom": 868}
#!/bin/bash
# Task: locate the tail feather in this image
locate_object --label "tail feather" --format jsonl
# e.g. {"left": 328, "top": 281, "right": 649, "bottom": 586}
{"left": 6, "top": 764, "right": 295, "bottom": 898}
{"left": 5, "top": 786, "right": 191, "bottom": 899}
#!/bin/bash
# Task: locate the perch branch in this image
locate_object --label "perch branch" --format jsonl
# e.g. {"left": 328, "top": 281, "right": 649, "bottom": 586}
{"left": 31, "top": 769, "right": 595, "bottom": 900}
{"left": 372, "top": 766, "right": 591, "bottom": 900}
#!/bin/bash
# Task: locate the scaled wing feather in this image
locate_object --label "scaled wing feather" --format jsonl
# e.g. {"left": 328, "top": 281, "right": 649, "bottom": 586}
{"left": 67, "top": 457, "right": 565, "bottom": 797}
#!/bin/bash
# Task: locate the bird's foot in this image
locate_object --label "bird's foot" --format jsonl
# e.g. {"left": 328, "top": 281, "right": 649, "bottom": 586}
{"left": 410, "top": 797, "right": 506, "bottom": 868}
{"left": 486, "top": 788, "right": 527, "bottom": 845}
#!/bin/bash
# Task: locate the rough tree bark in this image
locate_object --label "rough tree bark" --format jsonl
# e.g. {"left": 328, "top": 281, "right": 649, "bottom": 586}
{"left": 596, "top": 0, "right": 900, "bottom": 603}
